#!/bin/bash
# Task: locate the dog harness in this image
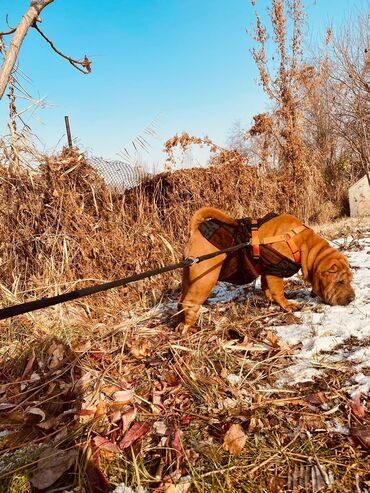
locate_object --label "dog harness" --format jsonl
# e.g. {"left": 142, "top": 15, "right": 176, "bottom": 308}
{"left": 198, "top": 213, "right": 308, "bottom": 285}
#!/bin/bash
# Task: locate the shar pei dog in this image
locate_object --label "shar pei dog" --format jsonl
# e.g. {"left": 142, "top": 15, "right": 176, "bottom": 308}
{"left": 178, "top": 207, "right": 355, "bottom": 330}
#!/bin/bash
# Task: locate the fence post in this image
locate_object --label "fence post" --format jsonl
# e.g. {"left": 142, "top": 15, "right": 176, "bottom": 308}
{"left": 64, "top": 116, "right": 73, "bottom": 149}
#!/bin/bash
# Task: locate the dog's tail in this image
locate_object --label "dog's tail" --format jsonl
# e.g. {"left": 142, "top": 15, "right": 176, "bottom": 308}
{"left": 190, "top": 207, "right": 237, "bottom": 234}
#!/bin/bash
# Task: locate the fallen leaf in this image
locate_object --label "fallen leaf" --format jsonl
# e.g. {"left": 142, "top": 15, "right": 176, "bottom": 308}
{"left": 111, "top": 409, "right": 122, "bottom": 423}
{"left": 112, "top": 389, "right": 135, "bottom": 404}
{"left": 172, "top": 428, "right": 183, "bottom": 461}
{"left": 304, "top": 392, "right": 328, "bottom": 405}
{"left": 248, "top": 416, "right": 264, "bottom": 433}
{"left": 102, "top": 385, "right": 121, "bottom": 397}
{"left": 122, "top": 407, "right": 137, "bottom": 433}
{"left": 0, "top": 402, "right": 16, "bottom": 411}
{"left": 94, "top": 401, "right": 107, "bottom": 418}
{"left": 119, "top": 421, "right": 152, "bottom": 449}
{"left": 48, "top": 343, "right": 65, "bottom": 369}
{"left": 152, "top": 388, "right": 165, "bottom": 414}
{"left": 164, "top": 481, "right": 191, "bottom": 493}
{"left": 22, "top": 349, "right": 35, "bottom": 379}
{"left": 27, "top": 407, "right": 46, "bottom": 422}
{"left": 351, "top": 393, "right": 366, "bottom": 418}
{"left": 30, "top": 372, "right": 41, "bottom": 383}
{"left": 130, "top": 340, "right": 152, "bottom": 359}
{"left": 153, "top": 420, "right": 167, "bottom": 436}
{"left": 86, "top": 458, "right": 110, "bottom": 492}
{"left": 223, "top": 423, "right": 246, "bottom": 455}
{"left": 350, "top": 426, "right": 370, "bottom": 449}
{"left": 31, "top": 447, "right": 78, "bottom": 489}
{"left": 159, "top": 471, "right": 191, "bottom": 493}
{"left": 72, "top": 340, "right": 92, "bottom": 353}
{"left": 92, "top": 436, "right": 120, "bottom": 454}
{"left": 74, "top": 372, "right": 92, "bottom": 391}
{"left": 37, "top": 416, "right": 61, "bottom": 430}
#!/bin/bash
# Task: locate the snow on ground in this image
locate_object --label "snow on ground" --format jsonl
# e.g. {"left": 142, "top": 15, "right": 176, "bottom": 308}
{"left": 208, "top": 233, "right": 370, "bottom": 396}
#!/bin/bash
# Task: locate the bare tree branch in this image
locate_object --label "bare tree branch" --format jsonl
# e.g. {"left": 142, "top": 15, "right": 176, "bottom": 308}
{"left": 0, "top": 0, "right": 91, "bottom": 101}
{"left": 33, "top": 23, "right": 91, "bottom": 74}
{"left": 0, "top": 27, "right": 17, "bottom": 36}
{"left": 0, "top": 0, "right": 55, "bottom": 100}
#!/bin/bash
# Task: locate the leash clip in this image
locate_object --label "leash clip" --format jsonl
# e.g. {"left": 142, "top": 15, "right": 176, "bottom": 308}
{"left": 184, "top": 256, "right": 199, "bottom": 267}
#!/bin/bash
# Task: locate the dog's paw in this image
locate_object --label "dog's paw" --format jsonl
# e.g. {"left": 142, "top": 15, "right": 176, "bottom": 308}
{"left": 282, "top": 301, "right": 302, "bottom": 312}
{"left": 263, "top": 289, "right": 274, "bottom": 302}
{"left": 176, "top": 322, "right": 198, "bottom": 336}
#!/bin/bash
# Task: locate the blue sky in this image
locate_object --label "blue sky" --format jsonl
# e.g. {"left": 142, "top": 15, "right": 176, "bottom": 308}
{"left": 0, "top": 0, "right": 365, "bottom": 170}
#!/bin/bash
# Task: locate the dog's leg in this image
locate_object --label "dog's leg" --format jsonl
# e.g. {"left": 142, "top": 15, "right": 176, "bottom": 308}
{"left": 264, "top": 274, "right": 300, "bottom": 312}
{"left": 178, "top": 258, "right": 224, "bottom": 333}
{"left": 261, "top": 274, "right": 273, "bottom": 302}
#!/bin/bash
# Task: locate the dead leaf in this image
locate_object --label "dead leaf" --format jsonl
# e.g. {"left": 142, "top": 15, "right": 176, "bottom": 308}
{"left": 74, "top": 372, "right": 92, "bottom": 391}
{"left": 154, "top": 420, "right": 167, "bottom": 436}
{"left": 223, "top": 423, "right": 246, "bottom": 455}
{"left": 350, "top": 426, "right": 370, "bottom": 449}
{"left": 122, "top": 407, "right": 137, "bottom": 433}
{"left": 112, "top": 389, "right": 135, "bottom": 404}
{"left": 71, "top": 340, "right": 92, "bottom": 353}
{"left": 27, "top": 407, "right": 46, "bottom": 422}
{"left": 351, "top": 393, "right": 366, "bottom": 418}
{"left": 86, "top": 458, "right": 110, "bottom": 492}
{"left": 304, "top": 392, "right": 328, "bottom": 405}
{"left": 94, "top": 401, "right": 107, "bottom": 418}
{"left": 111, "top": 410, "right": 122, "bottom": 423}
{"left": 248, "top": 416, "right": 264, "bottom": 433}
{"left": 172, "top": 428, "right": 183, "bottom": 461}
{"left": 152, "top": 387, "right": 165, "bottom": 414}
{"left": 22, "top": 349, "right": 35, "bottom": 379}
{"left": 265, "top": 330, "right": 280, "bottom": 347}
{"left": 102, "top": 385, "right": 121, "bottom": 396}
{"left": 130, "top": 340, "right": 152, "bottom": 359}
{"left": 37, "top": 416, "right": 61, "bottom": 430}
{"left": 92, "top": 436, "right": 120, "bottom": 454}
{"left": 0, "top": 402, "right": 16, "bottom": 411}
{"left": 30, "top": 372, "right": 41, "bottom": 383}
{"left": 119, "top": 420, "right": 152, "bottom": 449}
{"left": 48, "top": 343, "right": 65, "bottom": 369}
{"left": 164, "top": 480, "right": 191, "bottom": 493}
{"left": 31, "top": 447, "right": 78, "bottom": 489}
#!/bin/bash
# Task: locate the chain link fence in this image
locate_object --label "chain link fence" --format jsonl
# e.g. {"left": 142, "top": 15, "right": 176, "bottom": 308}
{"left": 88, "top": 156, "right": 148, "bottom": 190}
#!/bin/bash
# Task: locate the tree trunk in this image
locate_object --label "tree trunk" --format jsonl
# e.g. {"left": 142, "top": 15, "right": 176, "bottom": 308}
{"left": 0, "top": 0, "right": 54, "bottom": 101}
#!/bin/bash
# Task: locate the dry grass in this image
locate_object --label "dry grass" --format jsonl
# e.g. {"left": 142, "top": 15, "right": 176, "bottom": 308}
{"left": 0, "top": 149, "right": 369, "bottom": 492}
{"left": 1, "top": 289, "right": 370, "bottom": 492}
{"left": 0, "top": 147, "right": 349, "bottom": 312}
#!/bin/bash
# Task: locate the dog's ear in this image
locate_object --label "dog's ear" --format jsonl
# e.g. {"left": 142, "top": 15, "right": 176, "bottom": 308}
{"left": 324, "top": 263, "right": 339, "bottom": 274}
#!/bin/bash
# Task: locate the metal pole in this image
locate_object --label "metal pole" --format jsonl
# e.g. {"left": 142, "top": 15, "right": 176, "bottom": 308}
{"left": 64, "top": 115, "right": 73, "bottom": 149}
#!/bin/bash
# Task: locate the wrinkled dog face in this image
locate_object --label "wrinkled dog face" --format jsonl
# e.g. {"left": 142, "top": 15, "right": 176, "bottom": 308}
{"left": 313, "top": 257, "right": 355, "bottom": 306}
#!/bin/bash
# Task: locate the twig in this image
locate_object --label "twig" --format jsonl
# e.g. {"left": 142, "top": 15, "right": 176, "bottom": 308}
{"left": 0, "top": 27, "right": 17, "bottom": 36}
{"left": 33, "top": 23, "right": 91, "bottom": 74}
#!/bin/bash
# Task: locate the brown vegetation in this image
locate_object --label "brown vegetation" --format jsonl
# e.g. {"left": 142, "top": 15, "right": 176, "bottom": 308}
{"left": 231, "top": 2, "right": 370, "bottom": 217}
{"left": 0, "top": 2, "right": 369, "bottom": 491}
{"left": 0, "top": 143, "right": 343, "bottom": 319}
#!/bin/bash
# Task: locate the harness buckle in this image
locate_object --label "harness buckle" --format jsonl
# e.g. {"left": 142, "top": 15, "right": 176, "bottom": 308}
{"left": 184, "top": 256, "right": 199, "bottom": 267}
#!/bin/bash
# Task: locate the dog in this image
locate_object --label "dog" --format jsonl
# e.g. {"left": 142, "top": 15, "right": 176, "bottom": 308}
{"left": 178, "top": 207, "right": 355, "bottom": 330}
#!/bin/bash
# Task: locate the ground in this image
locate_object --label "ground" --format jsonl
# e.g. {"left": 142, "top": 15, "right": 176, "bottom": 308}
{"left": 0, "top": 220, "right": 369, "bottom": 492}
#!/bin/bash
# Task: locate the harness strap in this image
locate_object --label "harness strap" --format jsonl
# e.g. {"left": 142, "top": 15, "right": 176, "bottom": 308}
{"left": 251, "top": 219, "right": 260, "bottom": 259}
{"left": 251, "top": 224, "right": 307, "bottom": 264}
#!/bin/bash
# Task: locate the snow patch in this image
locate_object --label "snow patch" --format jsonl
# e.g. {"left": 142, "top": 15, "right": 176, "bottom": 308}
{"left": 272, "top": 235, "right": 370, "bottom": 394}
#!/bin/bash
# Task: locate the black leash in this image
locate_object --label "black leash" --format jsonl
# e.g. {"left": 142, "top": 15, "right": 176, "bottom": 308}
{"left": 0, "top": 241, "right": 250, "bottom": 321}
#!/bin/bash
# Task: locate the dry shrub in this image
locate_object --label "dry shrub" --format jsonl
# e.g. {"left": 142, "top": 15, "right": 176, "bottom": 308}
{"left": 0, "top": 145, "right": 345, "bottom": 314}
